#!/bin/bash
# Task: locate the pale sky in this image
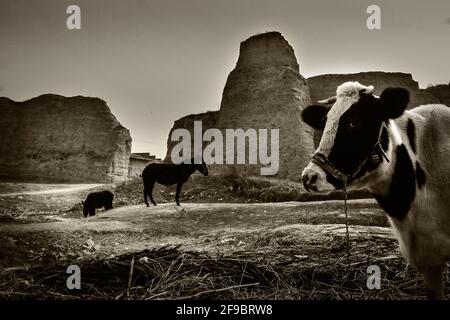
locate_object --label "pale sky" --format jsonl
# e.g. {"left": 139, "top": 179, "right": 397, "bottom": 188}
{"left": 1, "top": 0, "right": 449, "bottom": 158}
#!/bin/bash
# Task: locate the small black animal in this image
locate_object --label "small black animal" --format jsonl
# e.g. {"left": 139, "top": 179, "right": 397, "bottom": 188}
{"left": 82, "top": 190, "right": 114, "bottom": 217}
{"left": 142, "top": 159, "right": 208, "bottom": 206}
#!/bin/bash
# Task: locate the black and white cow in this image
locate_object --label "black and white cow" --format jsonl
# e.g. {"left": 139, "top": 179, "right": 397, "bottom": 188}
{"left": 301, "top": 81, "right": 450, "bottom": 299}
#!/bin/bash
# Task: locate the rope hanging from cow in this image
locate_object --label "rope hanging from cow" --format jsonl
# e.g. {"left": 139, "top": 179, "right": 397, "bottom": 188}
{"left": 311, "top": 122, "right": 391, "bottom": 268}
{"left": 343, "top": 179, "right": 350, "bottom": 268}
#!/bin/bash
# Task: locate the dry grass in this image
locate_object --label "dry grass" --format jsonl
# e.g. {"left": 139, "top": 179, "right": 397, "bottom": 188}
{"left": 0, "top": 236, "right": 439, "bottom": 300}
{"left": 1, "top": 177, "right": 444, "bottom": 300}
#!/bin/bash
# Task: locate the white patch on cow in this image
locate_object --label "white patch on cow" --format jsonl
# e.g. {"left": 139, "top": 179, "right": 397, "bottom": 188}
{"left": 336, "top": 82, "right": 374, "bottom": 97}
{"left": 317, "top": 81, "right": 375, "bottom": 156}
{"left": 302, "top": 161, "right": 334, "bottom": 191}
{"left": 388, "top": 119, "right": 403, "bottom": 145}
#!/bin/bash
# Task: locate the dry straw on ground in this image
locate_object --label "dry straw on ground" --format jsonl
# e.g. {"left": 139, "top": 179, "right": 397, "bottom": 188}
{"left": 0, "top": 241, "right": 437, "bottom": 300}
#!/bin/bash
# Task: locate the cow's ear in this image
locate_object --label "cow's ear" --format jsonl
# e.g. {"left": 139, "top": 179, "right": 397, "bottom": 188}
{"left": 302, "top": 105, "right": 329, "bottom": 130}
{"left": 378, "top": 87, "right": 409, "bottom": 120}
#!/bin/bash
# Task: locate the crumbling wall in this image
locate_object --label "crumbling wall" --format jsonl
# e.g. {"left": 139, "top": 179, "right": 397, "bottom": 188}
{"left": 216, "top": 32, "right": 314, "bottom": 178}
{"left": 164, "top": 32, "right": 315, "bottom": 179}
{"left": 425, "top": 83, "right": 450, "bottom": 106}
{"left": 164, "top": 111, "right": 220, "bottom": 162}
{"left": 0, "top": 94, "right": 132, "bottom": 183}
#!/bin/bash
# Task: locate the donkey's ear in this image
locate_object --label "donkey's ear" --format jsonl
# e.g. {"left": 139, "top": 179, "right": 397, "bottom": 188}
{"left": 378, "top": 87, "right": 409, "bottom": 120}
{"left": 301, "top": 105, "right": 330, "bottom": 130}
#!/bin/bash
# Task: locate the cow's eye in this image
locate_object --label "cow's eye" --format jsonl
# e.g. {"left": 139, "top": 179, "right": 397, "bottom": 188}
{"left": 349, "top": 122, "right": 356, "bottom": 129}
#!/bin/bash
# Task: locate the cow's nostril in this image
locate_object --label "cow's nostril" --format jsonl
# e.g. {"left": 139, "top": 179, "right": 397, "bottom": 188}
{"left": 302, "top": 178, "right": 310, "bottom": 191}
{"left": 302, "top": 171, "right": 319, "bottom": 192}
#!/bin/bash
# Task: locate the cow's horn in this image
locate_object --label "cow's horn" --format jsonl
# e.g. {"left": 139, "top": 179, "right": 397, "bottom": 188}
{"left": 317, "top": 96, "right": 337, "bottom": 104}
{"left": 365, "top": 85, "right": 374, "bottom": 94}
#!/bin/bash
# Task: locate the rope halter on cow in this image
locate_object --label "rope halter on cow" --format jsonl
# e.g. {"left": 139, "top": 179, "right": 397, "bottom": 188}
{"left": 310, "top": 122, "right": 390, "bottom": 267}
{"left": 311, "top": 122, "right": 390, "bottom": 185}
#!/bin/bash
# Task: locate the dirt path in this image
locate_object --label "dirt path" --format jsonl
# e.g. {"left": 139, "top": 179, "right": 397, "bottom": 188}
{"left": 0, "top": 183, "right": 102, "bottom": 197}
{"left": 0, "top": 200, "right": 387, "bottom": 233}
{"left": 0, "top": 199, "right": 393, "bottom": 267}
{"left": 3, "top": 184, "right": 424, "bottom": 299}
{"left": 0, "top": 183, "right": 393, "bottom": 270}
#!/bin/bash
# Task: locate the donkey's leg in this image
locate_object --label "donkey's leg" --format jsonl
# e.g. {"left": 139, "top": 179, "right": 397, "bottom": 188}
{"left": 175, "top": 182, "right": 183, "bottom": 206}
{"left": 144, "top": 180, "right": 156, "bottom": 206}
{"left": 423, "top": 265, "right": 444, "bottom": 299}
{"left": 143, "top": 187, "right": 149, "bottom": 207}
{"left": 105, "top": 199, "right": 113, "bottom": 210}
{"left": 148, "top": 181, "right": 157, "bottom": 206}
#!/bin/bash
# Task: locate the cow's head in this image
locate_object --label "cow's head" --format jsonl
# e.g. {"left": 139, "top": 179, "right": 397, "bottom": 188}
{"left": 301, "top": 81, "right": 409, "bottom": 192}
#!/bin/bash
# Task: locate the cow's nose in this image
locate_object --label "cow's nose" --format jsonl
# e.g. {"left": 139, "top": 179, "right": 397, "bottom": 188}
{"left": 302, "top": 169, "right": 319, "bottom": 192}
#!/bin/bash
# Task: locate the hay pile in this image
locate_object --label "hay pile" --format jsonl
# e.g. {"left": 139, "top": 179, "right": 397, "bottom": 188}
{"left": 0, "top": 242, "right": 432, "bottom": 300}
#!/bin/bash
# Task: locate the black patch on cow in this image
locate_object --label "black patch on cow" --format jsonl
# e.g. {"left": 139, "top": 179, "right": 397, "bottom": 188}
{"left": 380, "top": 126, "right": 389, "bottom": 152}
{"left": 325, "top": 172, "right": 345, "bottom": 190}
{"left": 344, "top": 124, "right": 389, "bottom": 181}
{"left": 416, "top": 161, "right": 426, "bottom": 189}
{"left": 379, "top": 87, "right": 410, "bottom": 120}
{"left": 407, "top": 119, "right": 416, "bottom": 154}
{"left": 328, "top": 92, "right": 384, "bottom": 177}
{"left": 302, "top": 105, "right": 330, "bottom": 130}
{"left": 373, "top": 145, "right": 416, "bottom": 220}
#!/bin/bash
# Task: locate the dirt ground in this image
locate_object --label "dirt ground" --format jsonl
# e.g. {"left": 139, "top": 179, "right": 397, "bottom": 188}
{"left": 0, "top": 182, "right": 446, "bottom": 299}
{"left": 0, "top": 182, "right": 387, "bottom": 266}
